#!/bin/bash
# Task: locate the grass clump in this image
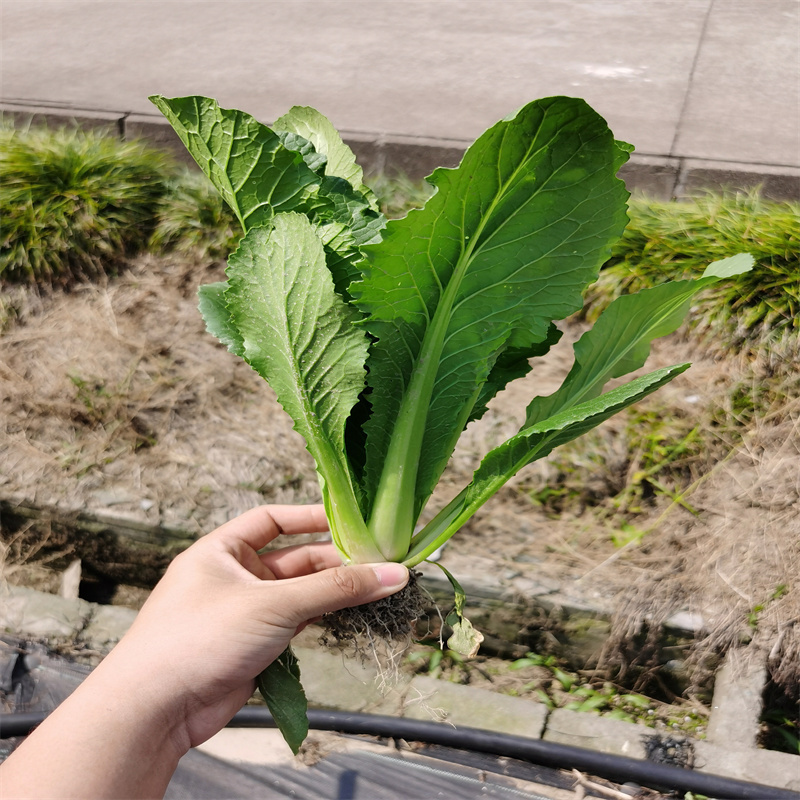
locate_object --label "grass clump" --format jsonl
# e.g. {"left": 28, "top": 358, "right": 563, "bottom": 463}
{"left": 149, "top": 170, "right": 241, "bottom": 260}
{"left": 0, "top": 126, "right": 173, "bottom": 286}
{"left": 585, "top": 191, "right": 800, "bottom": 352}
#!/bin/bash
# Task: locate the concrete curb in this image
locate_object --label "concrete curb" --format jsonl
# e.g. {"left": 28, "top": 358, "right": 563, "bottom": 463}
{"left": 2, "top": 100, "right": 799, "bottom": 201}
{"left": 2, "top": 584, "right": 797, "bottom": 791}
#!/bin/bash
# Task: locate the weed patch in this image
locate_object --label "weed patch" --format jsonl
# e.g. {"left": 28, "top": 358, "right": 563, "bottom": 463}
{"left": 0, "top": 126, "right": 172, "bottom": 285}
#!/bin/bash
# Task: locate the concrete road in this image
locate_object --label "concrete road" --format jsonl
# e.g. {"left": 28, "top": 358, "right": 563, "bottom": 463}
{"left": 2, "top": 1, "right": 798, "bottom": 191}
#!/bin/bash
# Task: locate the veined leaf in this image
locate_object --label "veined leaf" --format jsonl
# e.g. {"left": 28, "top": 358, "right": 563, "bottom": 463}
{"left": 355, "top": 96, "right": 630, "bottom": 553}
{"left": 149, "top": 95, "right": 323, "bottom": 231}
{"left": 524, "top": 253, "right": 754, "bottom": 427}
{"left": 273, "top": 105, "right": 386, "bottom": 295}
{"left": 273, "top": 106, "right": 373, "bottom": 201}
{"left": 223, "top": 212, "right": 382, "bottom": 562}
{"left": 313, "top": 176, "right": 386, "bottom": 297}
{"left": 197, "top": 281, "right": 244, "bottom": 358}
{"left": 151, "top": 95, "right": 385, "bottom": 298}
{"left": 274, "top": 129, "right": 328, "bottom": 175}
{"left": 468, "top": 323, "right": 564, "bottom": 426}
{"left": 405, "top": 364, "right": 688, "bottom": 566}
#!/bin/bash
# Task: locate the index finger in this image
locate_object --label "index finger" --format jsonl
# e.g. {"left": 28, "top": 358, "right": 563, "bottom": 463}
{"left": 210, "top": 504, "right": 330, "bottom": 551}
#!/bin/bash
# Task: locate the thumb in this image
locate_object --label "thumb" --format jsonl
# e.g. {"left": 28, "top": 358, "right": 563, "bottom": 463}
{"left": 275, "top": 562, "right": 409, "bottom": 626}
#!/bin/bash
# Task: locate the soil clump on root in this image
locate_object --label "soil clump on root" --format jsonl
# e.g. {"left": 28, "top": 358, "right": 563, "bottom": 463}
{"left": 320, "top": 571, "right": 427, "bottom": 653}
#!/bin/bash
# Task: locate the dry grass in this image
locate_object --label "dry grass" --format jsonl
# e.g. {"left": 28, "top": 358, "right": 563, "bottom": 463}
{"left": 586, "top": 407, "right": 800, "bottom": 690}
{"left": 0, "top": 255, "right": 322, "bottom": 538}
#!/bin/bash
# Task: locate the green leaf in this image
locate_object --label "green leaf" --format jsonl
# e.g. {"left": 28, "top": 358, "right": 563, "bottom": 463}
{"left": 355, "top": 96, "right": 630, "bottom": 556}
{"left": 273, "top": 107, "right": 385, "bottom": 295}
{"left": 274, "top": 129, "right": 328, "bottom": 175}
{"left": 197, "top": 281, "right": 243, "bottom": 358}
{"left": 151, "top": 96, "right": 384, "bottom": 298}
{"left": 576, "top": 693, "right": 610, "bottom": 712}
{"left": 223, "top": 212, "right": 382, "bottom": 562}
{"left": 405, "top": 364, "right": 688, "bottom": 565}
{"left": 273, "top": 106, "right": 372, "bottom": 200}
{"left": 524, "top": 254, "right": 754, "bottom": 428}
{"left": 702, "top": 252, "right": 754, "bottom": 279}
{"left": 312, "top": 176, "right": 386, "bottom": 297}
{"left": 256, "top": 646, "right": 308, "bottom": 754}
{"left": 465, "top": 365, "right": 689, "bottom": 517}
{"left": 468, "top": 323, "right": 564, "bottom": 425}
{"left": 149, "top": 95, "right": 323, "bottom": 230}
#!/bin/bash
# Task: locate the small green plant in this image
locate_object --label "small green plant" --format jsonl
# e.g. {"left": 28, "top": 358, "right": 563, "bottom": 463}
{"left": 0, "top": 125, "right": 172, "bottom": 285}
{"left": 151, "top": 93, "right": 751, "bottom": 752}
{"left": 509, "top": 651, "right": 708, "bottom": 732}
{"left": 747, "top": 584, "right": 790, "bottom": 631}
{"left": 522, "top": 398, "right": 712, "bottom": 528}
{"left": 511, "top": 652, "right": 652, "bottom": 723}
{"left": 762, "top": 709, "right": 800, "bottom": 754}
{"left": 406, "top": 645, "right": 471, "bottom": 681}
{"left": 69, "top": 373, "right": 114, "bottom": 424}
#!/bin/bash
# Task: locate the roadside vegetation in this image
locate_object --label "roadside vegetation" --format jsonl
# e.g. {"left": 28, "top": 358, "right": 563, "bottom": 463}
{"left": 0, "top": 126, "right": 171, "bottom": 284}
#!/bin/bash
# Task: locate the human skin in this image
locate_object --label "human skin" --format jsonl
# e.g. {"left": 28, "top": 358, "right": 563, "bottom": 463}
{"left": 0, "top": 504, "right": 409, "bottom": 799}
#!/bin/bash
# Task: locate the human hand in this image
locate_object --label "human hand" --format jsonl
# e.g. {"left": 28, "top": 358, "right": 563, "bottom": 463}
{"left": 0, "top": 506, "right": 409, "bottom": 800}
{"left": 102, "top": 504, "right": 409, "bottom": 754}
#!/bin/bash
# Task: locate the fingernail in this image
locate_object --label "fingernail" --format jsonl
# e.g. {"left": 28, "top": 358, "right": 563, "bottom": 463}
{"left": 373, "top": 563, "right": 409, "bottom": 588}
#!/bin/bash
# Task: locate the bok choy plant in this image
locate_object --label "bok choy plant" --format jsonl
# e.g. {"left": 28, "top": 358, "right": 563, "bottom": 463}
{"left": 151, "top": 94, "right": 752, "bottom": 751}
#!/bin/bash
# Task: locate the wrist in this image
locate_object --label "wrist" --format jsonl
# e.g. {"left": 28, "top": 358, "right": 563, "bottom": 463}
{"left": 95, "top": 639, "right": 194, "bottom": 758}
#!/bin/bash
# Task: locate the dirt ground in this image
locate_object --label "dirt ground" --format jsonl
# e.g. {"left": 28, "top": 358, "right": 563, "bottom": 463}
{"left": 1, "top": 253, "right": 799, "bottom": 695}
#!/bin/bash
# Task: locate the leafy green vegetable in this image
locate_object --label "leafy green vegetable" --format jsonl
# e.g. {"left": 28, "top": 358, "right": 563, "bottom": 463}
{"left": 151, "top": 93, "right": 753, "bottom": 750}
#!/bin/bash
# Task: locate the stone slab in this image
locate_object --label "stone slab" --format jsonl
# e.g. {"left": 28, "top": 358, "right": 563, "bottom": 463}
{"left": 401, "top": 675, "right": 547, "bottom": 739}
{"left": 621, "top": 155, "right": 680, "bottom": 199}
{"left": 695, "top": 740, "right": 800, "bottom": 793}
{"left": 196, "top": 728, "right": 301, "bottom": 767}
{"left": 706, "top": 649, "right": 768, "bottom": 750}
{"left": 0, "top": 585, "right": 91, "bottom": 640}
{"left": 0, "top": 0, "right": 707, "bottom": 156}
{"left": 79, "top": 604, "right": 138, "bottom": 649}
{"left": 293, "top": 646, "right": 399, "bottom": 713}
{"left": 678, "top": 159, "right": 800, "bottom": 201}
{"left": 674, "top": 0, "right": 800, "bottom": 167}
{"left": 543, "top": 707, "right": 649, "bottom": 759}
{"left": 0, "top": 102, "right": 122, "bottom": 134}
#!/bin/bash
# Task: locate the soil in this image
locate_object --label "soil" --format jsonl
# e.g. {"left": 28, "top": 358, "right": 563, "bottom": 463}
{"left": 1, "top": 253, "right": 799, "bottom": 697}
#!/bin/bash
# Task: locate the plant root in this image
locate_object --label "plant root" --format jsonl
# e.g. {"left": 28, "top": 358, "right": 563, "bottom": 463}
{"left": 319, "top": 570, "right": 427, "bottom": 652}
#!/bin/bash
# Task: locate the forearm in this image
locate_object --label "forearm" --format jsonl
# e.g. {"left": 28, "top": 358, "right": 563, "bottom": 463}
{"left": 0, "top": 644, "right": 187, "bottom": 799}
